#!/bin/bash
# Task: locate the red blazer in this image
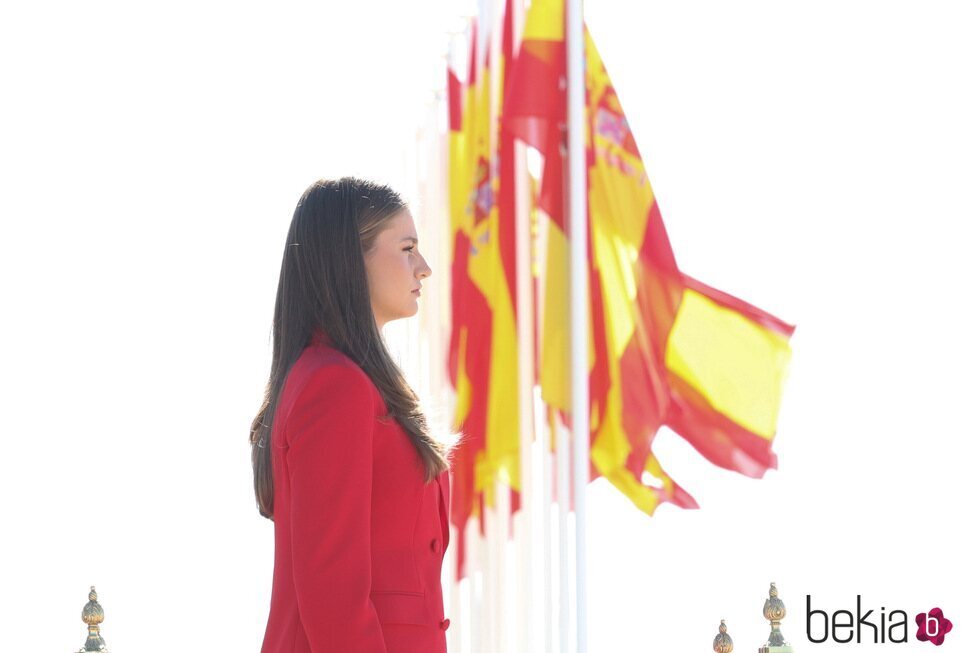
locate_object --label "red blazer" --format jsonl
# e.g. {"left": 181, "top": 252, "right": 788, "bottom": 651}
{"left": 261, "top": 336, "right": 451, "bottom": 653}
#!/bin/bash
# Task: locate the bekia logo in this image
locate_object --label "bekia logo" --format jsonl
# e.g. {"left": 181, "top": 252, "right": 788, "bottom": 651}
{"left": 806, "top": 595, "right": 953, "bottom": 646}
{"left": 915, "top": 608, "right": 953, "bottom": 646}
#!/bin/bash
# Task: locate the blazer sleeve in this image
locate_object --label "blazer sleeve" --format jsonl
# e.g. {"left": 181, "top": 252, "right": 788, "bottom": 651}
{"left": 284, "top": 362, "right": 388, "bottom": 653}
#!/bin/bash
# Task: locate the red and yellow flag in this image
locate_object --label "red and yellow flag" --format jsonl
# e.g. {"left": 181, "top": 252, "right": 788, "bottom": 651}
{"left": 502, "top": 0, "right": 794, "bottom": 515}
{"left": 447, "top": 0, "right": 523, "bottom": 580}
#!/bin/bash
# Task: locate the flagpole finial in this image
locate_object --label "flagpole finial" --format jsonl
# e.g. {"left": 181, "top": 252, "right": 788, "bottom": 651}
{"left": 714, "top": 619, "right": 734, "bottom": 653}
{"left": 759, "top": 582, "right": 793, "bottom": 653}
{"left": 79, "top": 586, "right": 109, "bottom": 652}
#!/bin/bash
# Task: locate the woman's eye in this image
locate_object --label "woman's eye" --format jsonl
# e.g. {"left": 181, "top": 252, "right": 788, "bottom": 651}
{"left": 404, "top": 246, "right": 415, "bottom": 252}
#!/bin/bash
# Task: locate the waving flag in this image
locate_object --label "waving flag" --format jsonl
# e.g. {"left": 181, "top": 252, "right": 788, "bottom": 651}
{"left": 446, "top": 0, "right": 523, "bottom": 580}
{"left": 502, "top": 0, "right": 794, "bottom": 516}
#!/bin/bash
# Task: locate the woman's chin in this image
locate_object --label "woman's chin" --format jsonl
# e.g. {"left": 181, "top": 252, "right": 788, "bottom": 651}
{"left": 396, "top": 301, "right": 420, "bottom": 320}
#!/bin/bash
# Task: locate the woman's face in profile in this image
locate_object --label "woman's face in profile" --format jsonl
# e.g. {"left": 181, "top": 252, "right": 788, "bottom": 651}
{"left": 364, "top": 209, "right": 432, "bottom": 328}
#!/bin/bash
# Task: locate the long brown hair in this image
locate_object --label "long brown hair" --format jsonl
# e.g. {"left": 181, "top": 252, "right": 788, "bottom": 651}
{"left": 249, "top": 177, "right": 452, "bottom": 519}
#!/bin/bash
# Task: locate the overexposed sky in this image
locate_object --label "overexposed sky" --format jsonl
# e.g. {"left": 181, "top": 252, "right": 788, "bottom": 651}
{"left": 1, "top": 1, "right": 978, "bottom": 651}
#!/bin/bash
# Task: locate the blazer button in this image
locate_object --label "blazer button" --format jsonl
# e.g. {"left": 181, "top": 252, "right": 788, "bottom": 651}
{"left": 440, "top": 617, "right": 451, "bottom": 631}
{"left": 430, "top": 538, "right": 439, "bottom": 552}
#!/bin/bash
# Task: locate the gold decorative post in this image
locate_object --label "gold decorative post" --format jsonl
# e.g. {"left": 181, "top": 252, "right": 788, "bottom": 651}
{"left": 759, "top": 582, "right": 792, "bottom": 653}
{"left": 714, "top": 620, "right": 734, "bottom": 653}
{"left": 77, "top": 586, "right": 109, "bottom": 653}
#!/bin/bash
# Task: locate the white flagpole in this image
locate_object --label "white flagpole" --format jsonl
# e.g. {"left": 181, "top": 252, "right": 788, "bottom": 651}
{"left": 511, "top": 0, "right": 535, "bottom": 650}
{"left": 556, "top": 50, "right": 574, "bottom": 653}
{"left": 496, "top": 478, "right": 510, "bottom": 652}
{"left": 532, "top": 157, "right": 554, "bottom": 653}
{"left": 439, "top": 29, "right": 462, "bottom": 653}
{"left": 555, "top": 411, "right": 571, "bottom": 653}
{"left": 486, "top": 0, "right": 510, "bottom": 649}
{"left": 565, "top": 0, "right": 589, "bottom": 651}
{"left": 473, "top": 517, "right": 487, "bottom": 653}
{"left": 442, "top": 17, "right": 471, "bottom": 652}
{"left": 556, "top": 127, "right": 573, "bottom": 653}
{"left": 540, "top": 399, "right": 554, "bottom": 653}
{"left": 473, "top": 0, "right": 491, "bottom": 645}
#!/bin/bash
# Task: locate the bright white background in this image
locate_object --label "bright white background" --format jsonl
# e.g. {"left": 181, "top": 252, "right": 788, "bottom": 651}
{"left": 1, "top": 1, "right": 977, "bottom": 651}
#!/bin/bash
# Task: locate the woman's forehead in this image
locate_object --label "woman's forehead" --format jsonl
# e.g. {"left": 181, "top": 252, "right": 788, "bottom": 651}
{"left": 382, "top": 209, "right": 418, "bottom": 239}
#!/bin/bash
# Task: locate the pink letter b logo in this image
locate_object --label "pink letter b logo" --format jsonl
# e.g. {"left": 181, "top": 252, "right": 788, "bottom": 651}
{"left": 915, "top": 608, "right": 953, "bottom": 645}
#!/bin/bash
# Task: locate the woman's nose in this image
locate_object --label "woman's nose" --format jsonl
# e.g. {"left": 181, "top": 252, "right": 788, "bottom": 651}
{"left": 418, "top": 255, "right": 432, "bottom": 279}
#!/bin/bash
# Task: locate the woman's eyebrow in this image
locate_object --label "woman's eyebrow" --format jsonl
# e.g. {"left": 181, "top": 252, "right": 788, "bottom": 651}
{"left": 400, "top": 236, "right": 419, "bottom": 244}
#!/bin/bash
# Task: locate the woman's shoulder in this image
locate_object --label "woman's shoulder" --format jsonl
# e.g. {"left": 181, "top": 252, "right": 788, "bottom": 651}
{"left": 274, "top": 345, "right": 385, "bottom": 452}
{"left": 296, "top": 341, "right": 359, "bottom": 370}
{"left": 271, "top": 345, "right": 381, "bottom": 447}
{"left": 290, "top": 343, "right": 372, "bottom": 395}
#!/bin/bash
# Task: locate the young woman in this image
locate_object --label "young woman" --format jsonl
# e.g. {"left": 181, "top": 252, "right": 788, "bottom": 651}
{"left": 250, "top": 177, "right": 455, "bottom": 653}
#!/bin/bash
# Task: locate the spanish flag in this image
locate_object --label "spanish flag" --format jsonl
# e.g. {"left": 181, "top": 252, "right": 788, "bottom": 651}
{"left": 502, "top": 0, "right": 794, "bottom": 515}
{"left": 447, "top": 0, "right": 523, "bottom": 580}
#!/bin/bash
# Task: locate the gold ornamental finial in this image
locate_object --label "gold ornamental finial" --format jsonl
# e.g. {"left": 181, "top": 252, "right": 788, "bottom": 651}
{"left": 762, "top": 582, "right": 787, "bottom": 648}
{"left": 78, "top": 586, "right": 109, "bottom": 652}
{"left": 714, "top": 619, "right": 734, "bottom": 653}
